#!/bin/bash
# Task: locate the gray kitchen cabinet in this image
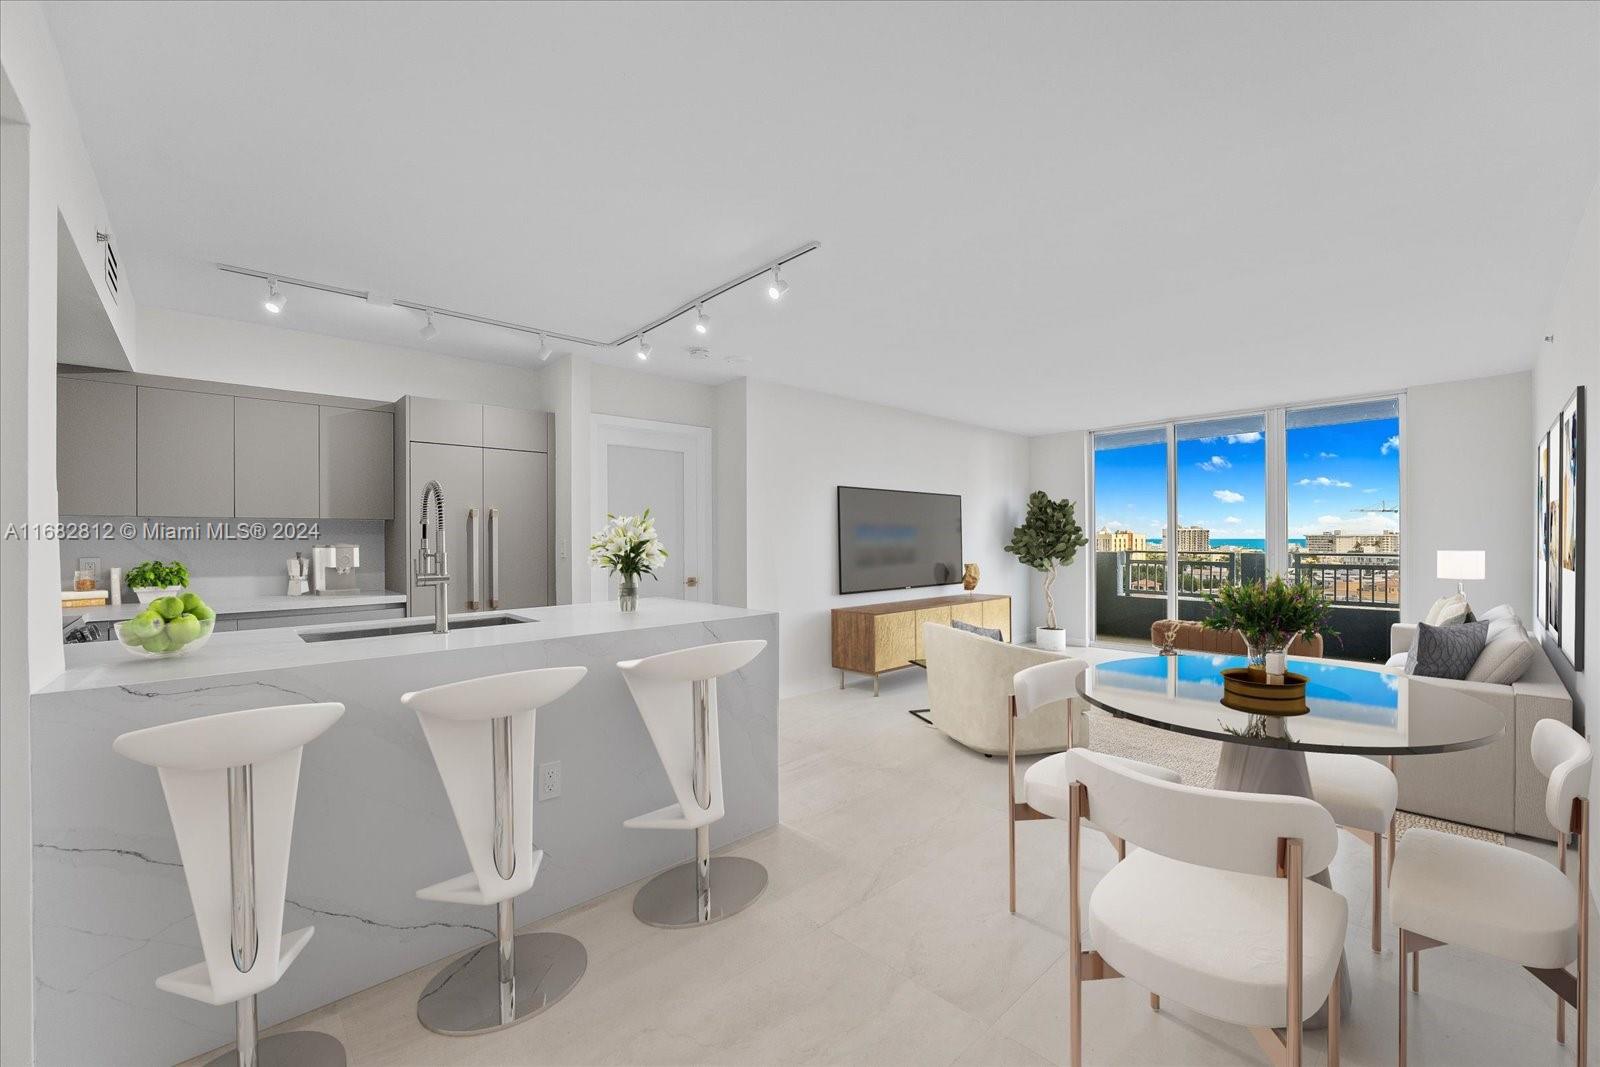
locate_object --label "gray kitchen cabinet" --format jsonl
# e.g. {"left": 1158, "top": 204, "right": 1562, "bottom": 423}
{"left": 483, "top": 447, "right": 550, "bottom": 609}
{"left": 406, "top": 396, "right": 482, "bottom": 447}
{"left": 320, "top": 406, "right": 394, "bottom": 519}
{"left": 407, "top": 442, "right": 486, "bottom": 614}
{"left": 137, "top": 386, "right": 234, "bottom": 517}
{"left": 483, "top": 404, "right": 548, "bottom": 453}
{"left": 57, "top": 378, "right": 137, "bottom": 515}
{"left": 234, "top": 397, "right": 320, "bottom": 518}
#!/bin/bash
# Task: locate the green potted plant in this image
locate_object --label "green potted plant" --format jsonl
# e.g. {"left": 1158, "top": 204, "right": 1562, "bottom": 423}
{"left": 1005, "top": 491, "right": 1088, "bottom": 651}
{"left": 125, "top": 560, "right": 190, "bottom": 604}
{"left": 588, "top": 511, "right": 668, "bottom": 613}
{"left": 1200, "top": 576, "right": 1337, "bottom": 674}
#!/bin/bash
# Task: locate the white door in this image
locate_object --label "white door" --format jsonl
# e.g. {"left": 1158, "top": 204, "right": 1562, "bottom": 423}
{"left": 591, "top": 416, "right": 713, "bottom": 603}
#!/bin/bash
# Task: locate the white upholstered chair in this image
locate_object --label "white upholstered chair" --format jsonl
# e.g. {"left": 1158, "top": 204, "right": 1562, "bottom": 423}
{"left": 1305, "top": 752, "right": 1399, "bottom": 952}
{"left": 404, "top": 666, "right": 589, "bottom": 1035}
{"left": 113, "top": 702, "right": 347, "bottom": 1067}
{"left": 1063, "top": 748, "right": 1346, "bottom": 1067}
{"left": 1008, "top": 659, "right": 1180, "bottom": 915}
{"left": 621, "top": 639, "right": 769, "bottom": 927}
{"left": 1391, "top": 718, "right": 1590, "bottom": 1066}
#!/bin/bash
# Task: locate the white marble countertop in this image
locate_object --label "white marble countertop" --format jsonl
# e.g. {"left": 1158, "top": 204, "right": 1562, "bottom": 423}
{"left": 41, "top": 598, "right": 775, "bottom": 695}
{"left": 62, "top": 590, "right": 408, "bottom": 626}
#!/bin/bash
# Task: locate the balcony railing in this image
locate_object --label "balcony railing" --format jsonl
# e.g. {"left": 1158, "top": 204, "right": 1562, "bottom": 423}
{"left": 1111, "top": 550, "right": 1399, "bottom": 609}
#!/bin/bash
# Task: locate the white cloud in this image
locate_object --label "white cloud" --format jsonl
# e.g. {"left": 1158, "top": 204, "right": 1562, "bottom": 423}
{"left": 1316, "top": 514, "right": 1344, "bottom": 525}
{"left": 1361, "top": 487, "right": 1379, "bottom": 493}
{"left": 1213, "top": 489, "right": 1245, "bottom": 503}
{"left": 1198, "top": 455, "right": 1231, "bottom": 471}
{"left": 1297, "top": 476, "right": 1353, "bottom": 488}
{"left": 1381, "top": 435, "right": 1400, "bottom": 455}
{"left": 1225, "top": 431, "right": 1262, "bottom": 445}
{"left": 1317, "top": 451, "right": 1339, "bottom": 459}
{"left": 1290, "top": 513, "right": 1399, "bottom": 537}
{"left": 1100, "top": 518, "right": 1127, "bottom": 529}
{"left": 1223, "top": 516, "right": 1241, "bottom": 524}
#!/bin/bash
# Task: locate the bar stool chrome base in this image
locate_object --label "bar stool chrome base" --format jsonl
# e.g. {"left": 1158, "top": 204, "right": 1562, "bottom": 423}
{"left": 416, "top": 932, "right": 587, "bottom": 1036}
{"left": 204, "top": 1029, "right": 346, "bottom": 1067}
{"left": 633, "top": 856, "right": 768, "bottom": 928}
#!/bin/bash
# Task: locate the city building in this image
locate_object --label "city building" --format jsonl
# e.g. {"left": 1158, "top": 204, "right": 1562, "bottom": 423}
{"left": 1160, "top": 525, "right": 1212, "bottom": 553}
{"left": 1095, "top": 527, "right": 1149, "bottom": 553}
{"left": 1303, "top": 530, "right": 1401, "bottom": 554}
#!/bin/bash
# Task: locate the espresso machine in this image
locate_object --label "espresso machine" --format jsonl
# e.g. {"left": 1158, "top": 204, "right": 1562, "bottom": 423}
{"left": 311, "top": 543, "right": 361, "bottom": 595}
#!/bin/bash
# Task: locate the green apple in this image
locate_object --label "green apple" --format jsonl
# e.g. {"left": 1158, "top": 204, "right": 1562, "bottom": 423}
{"left": 180, "top": 592, "right": 205, "bottom": 614}
{"left": 189, "top": 601, "right": 216, "bottom": 622}
{"left": 166, "top": 614, "right": 202, "bottom": 646}
{"left": 142, "top": 630, "right": 175, "bottom": 654}
{"left": 119, "top": 624, "right": 145, "bottom": 647}
{"left": 124, "top": 611, "right": 164, "bottom": 640}
{"left": 152, "top": 595, "right": 185, "bottom": 621}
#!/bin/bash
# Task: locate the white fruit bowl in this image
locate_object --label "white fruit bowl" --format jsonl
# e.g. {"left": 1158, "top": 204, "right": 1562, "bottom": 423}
{"left": 115, "top": 617, "right": 215, "bottom": 658}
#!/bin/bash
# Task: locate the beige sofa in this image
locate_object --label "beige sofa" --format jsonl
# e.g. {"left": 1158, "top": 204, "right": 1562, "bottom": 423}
{"left": 1387, "top": 615, "right": 1573, "bottom": 840}
{"left": 924, "top": 623, "right": 1089, "bottom": 755}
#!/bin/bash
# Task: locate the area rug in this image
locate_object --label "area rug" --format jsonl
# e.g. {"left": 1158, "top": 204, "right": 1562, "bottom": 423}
{"left": 1083, "top": 707, "right": 1506, "bottom": 846}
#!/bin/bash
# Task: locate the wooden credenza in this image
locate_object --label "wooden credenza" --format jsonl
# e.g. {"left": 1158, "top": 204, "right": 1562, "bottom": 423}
{"left": 832, "top": 593, "right": 1012, "bottom": 694}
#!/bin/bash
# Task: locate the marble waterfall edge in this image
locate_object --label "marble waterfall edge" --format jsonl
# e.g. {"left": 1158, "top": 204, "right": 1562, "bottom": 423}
{"left": 31, "top": 605, "right": 779, "bottom": 1067}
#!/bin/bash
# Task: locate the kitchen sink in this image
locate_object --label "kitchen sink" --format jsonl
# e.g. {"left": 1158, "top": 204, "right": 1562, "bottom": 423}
{"left": 299, "top": 615, "right": 534, "bottom": 642}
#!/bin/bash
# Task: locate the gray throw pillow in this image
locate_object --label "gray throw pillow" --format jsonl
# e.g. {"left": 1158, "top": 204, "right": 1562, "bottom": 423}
{"left": 951, "top": 619, "right": 1003, "bottom": 642}
{"left": 1405, "top": 620, "right": 1490, "bottom": 679}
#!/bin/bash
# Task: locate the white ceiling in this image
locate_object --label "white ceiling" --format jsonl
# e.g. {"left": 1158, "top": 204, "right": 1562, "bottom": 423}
{"left": 42, "top": 1, "right": 1599, "bottom": 434}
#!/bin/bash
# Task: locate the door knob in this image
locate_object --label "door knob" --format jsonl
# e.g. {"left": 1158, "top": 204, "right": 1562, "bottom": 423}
{"left": 685, "top": 576, "right": 699, "bottom": 588}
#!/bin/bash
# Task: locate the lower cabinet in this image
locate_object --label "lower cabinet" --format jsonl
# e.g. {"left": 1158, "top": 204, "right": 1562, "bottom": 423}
{"left": 832, "top": 594, "right": 1013, "bottom": 686}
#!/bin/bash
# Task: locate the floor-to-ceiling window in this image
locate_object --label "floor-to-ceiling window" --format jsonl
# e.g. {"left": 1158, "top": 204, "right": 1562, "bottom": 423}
{"left": 1090, "top": 396, "right": 1401, "bottom": 661}
{"left": 1092, "top": 427, "right": 1169, "bottom": 643}
{"left": 1285, "top": 398, "right": 1402, "bottom": 661}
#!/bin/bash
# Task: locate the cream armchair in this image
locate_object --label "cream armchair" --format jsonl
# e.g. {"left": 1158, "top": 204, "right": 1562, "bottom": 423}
{"left": 923, "top": 622, "right": 1087, "bottom": 755}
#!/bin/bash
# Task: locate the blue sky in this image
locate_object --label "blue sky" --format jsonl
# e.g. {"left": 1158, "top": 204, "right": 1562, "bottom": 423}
{"left": 1094, "top": 417, "right": 1401, "bottom": 544}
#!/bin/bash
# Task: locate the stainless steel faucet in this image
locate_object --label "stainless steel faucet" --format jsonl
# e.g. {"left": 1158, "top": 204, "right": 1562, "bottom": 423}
{"left": 414, "top": 480, "right": 450, "bottom": 634}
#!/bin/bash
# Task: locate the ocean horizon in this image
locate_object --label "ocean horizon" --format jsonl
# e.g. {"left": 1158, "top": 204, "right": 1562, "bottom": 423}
{"left": 1143, "top": 537, "right": 1307, "bottom": 552}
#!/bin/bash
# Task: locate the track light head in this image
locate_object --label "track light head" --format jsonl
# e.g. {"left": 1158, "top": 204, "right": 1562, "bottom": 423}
{"left": 767, "top": 266, "right": 788, "bottom": 301}
{"left": 263, "top": 279, "right": 287, "bottom": 314}
{"left": 419, "top": 310, "right": 438, "bottom": 341}
{"left": 636, "top": 333, "right": 652, "bottom": 361}
{"left": 694, "top": 303, "right": 710, "bottom": 335}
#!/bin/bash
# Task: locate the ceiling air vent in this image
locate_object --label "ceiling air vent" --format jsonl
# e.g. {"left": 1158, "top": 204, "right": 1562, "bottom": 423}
{"left": 97, "top": 231, "right": 118, "bottom": 304}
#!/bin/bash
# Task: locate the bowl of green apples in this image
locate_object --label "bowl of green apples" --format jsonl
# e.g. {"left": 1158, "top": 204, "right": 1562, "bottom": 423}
{"left": 115, "top": 592, "right": 217, "bottom": 658}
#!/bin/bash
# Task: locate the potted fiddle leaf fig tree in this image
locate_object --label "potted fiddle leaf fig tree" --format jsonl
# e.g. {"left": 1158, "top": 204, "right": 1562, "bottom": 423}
{"left": 1005, "top": 491, "right": 1088, "bottom": 651}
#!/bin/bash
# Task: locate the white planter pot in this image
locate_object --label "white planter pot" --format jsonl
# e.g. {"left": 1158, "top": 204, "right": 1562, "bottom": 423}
{"left": 1035, "top": 627, "right": 1067, "bottom": 652}
{"left": 133, "top": 586, "right": 185, "bottom": 604}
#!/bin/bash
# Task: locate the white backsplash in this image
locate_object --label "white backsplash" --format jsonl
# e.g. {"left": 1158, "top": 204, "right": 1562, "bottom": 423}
{"left": 58, "top": 516, "right": 390, "bottom": 596}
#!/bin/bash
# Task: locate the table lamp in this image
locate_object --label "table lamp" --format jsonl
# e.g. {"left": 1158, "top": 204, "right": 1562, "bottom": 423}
{"left": 1436, "top": 550, "right": 1485, "bottom": 595}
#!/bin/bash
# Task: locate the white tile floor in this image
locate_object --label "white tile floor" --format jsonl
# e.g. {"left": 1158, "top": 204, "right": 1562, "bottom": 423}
{"left": 210, "top": 674, "right": 1594, "bottom": 1066}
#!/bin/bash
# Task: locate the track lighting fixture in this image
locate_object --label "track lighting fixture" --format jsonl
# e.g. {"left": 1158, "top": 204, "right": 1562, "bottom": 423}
{"left": 767, "top": 265, "right": 788, "bottom": 301}
{"left": 419, "top": 310, "right": 438, "bottom": 341}
{"left": 694, "top": 303, "right": 710, "bottom": 334}
{"left": 536, "top": 332, "right": 552, "bottom": 361}
{"left": 263, "top": 279, "right": 287, "bottom": 314}
{"left": 636, "top": 333, "right": 652, "bottom": 361}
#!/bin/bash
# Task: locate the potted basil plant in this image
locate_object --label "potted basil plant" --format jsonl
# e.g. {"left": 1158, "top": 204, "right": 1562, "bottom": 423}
{"left": 126, "top": 560, "right": 190, "bottom": 604}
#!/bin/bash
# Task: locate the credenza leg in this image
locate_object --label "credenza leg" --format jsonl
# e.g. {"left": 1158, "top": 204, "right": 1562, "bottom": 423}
{"left": 839, "top": 671, "right": 845, "bottom": 690}
{"left": 873, "top": 675, "right": 879, "bottom": 697}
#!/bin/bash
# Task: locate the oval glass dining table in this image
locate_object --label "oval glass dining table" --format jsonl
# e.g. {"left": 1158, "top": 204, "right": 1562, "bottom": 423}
{"left": 1075, "top": 652, "right": 1507, "bottom": 1028}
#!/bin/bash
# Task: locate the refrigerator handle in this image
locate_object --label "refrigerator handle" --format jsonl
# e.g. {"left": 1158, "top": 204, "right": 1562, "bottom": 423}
{"left": 489, "top": 507, "right": 501, "bottom": 610}
{"left": 465, "top": 507, "right": 480, "bottom": 611}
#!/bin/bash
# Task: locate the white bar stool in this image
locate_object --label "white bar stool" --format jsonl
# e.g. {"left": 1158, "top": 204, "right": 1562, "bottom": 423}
{"left": 403, "top": 665, "right": 588, "bottom": 1036}
{"left": 113, "top": 702, "right": 347, "bottom": 1067}
{"left": 621, "top": 639, "right": 768, "bottom": 928}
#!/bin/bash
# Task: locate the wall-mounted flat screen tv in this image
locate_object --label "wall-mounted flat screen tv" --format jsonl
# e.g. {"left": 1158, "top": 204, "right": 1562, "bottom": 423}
{"left": 837, "top": 486, "right": 963, "bottom": 595}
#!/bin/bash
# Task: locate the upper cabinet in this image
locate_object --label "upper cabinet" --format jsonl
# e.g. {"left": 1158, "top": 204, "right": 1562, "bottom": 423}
{"left": 57, "top": 378, "right": 137, "bottom": 516}
{"left": 406, "top": 396, "right": 483, "bottom": 447}
{"left": 235, "top": 397, "right": 320, "bottom": 518}
{"left": 483, "top": 403, "right": 548, "bottom": 452}
{"left": 137, "top": 386, "right": 234, "bottom": 517}
{"left": 320, "top": 407, "right": 394, "bottom": 519}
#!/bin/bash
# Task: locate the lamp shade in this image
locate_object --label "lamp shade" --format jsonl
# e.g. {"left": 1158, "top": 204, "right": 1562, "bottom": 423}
{"left": 1436, "top": 550, "right": 1485, "bottom": 582}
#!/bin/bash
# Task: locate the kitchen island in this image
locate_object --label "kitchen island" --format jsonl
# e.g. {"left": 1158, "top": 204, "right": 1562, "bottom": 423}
{"left": 32, "top": 599, "right": 778, "bottom": 1067}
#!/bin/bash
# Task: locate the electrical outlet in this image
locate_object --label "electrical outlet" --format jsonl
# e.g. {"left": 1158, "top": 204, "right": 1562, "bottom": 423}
{"left": 539, "top": 761, "right": 561, "bottom": 801}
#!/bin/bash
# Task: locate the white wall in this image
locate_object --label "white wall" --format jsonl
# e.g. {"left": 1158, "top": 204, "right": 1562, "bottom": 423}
{"left": 714, "top": 379, "right": 749, "bottom": 607}
{"left": 135, "top": 306, "right": 545, "bottom": 408}
{"left": 1532, "top": 181, "right": 1598, "bottom": 738}
{"left": 1027, "top": 431, "right": 1091, "bottom": 641}
{"left": 744, "top": 381, "right": 1033, "bottom": 697}
{"left": 590, "top": 361, "right": 715, "bottom": 426}
{"left": 1403, "top": 372, "right": 1533, "bottom": 622}
{"left": 2, "top": 3, "right": 140, "bottom": 1058}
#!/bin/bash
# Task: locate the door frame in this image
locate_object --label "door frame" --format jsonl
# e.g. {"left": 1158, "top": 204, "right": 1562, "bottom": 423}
{"left": 589, "top": 414, "right": 714, "bottom": 604}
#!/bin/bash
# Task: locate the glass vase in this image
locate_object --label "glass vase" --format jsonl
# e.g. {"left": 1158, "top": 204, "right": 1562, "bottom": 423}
{"left": 1244, "top": 636, "right": 1288, "bottom": 679}
{"left": 618, "top": 575, "right": 638, "bottom": 613}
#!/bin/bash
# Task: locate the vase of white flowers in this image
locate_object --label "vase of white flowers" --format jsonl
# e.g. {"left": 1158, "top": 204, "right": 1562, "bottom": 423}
{"left": 589, "top": 510, "right": 668, "bottom": 613}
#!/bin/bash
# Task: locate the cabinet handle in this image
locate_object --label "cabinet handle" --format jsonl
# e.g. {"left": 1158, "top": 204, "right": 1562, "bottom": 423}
{"left": 489, "top": 507, "right": 501, "bottom": 610}
{"left": 465, "top": 507, "right": 480, "bottom": 611}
